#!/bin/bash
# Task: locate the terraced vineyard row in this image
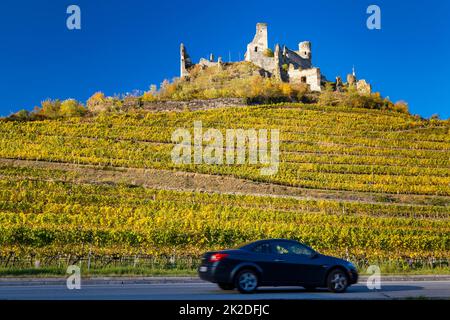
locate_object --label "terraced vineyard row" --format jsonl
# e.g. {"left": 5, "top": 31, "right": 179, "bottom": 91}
{"left": 0, "top": 105, "right": 449, "bottom": 196}
{"left": 0, "top": 177, "right": 448, "bottom": 261}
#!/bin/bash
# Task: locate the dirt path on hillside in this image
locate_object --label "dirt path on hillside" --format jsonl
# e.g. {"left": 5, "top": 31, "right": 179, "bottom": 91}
{"left": 0, "top": 158, "right": 448, "bottom": 206}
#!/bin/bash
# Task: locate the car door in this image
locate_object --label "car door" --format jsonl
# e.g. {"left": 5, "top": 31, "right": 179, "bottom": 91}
{"left": 271, "top": 241, "right": 321, "bottom": 284}
{"left": 247, "top": 242, "right": 281, "bottom": 284}
{"left": 269, "top": 241, "right": 309, "bottom": 284}
{"left": 284, "top": 242, "right": 323, "bottom": 284}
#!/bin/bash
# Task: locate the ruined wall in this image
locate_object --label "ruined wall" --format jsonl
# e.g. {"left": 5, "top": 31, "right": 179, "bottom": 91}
{"left": 288, "top": 68, "right": 322, "bottom": 91}
{"left": 282, "top": 46, "right": 312, "bottom": 70}
{"left": 255, "top": 56, "right": 276, "bottom": 74}
{"left": 356, "top": 79, "right": 372, "bottom": 94}
{"left": 198, "top": 58, "right": 218, "bottom": 68}
{"left": 347, "top": 73, "right": 356, "bottom": 86}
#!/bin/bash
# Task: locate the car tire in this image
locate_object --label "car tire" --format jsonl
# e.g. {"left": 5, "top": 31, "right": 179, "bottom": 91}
{"left": 235, "top": 269, "right": 258, "bottom": 294}
{"left": 217, "top": 283, "right": 234, "bottom": 290}
{"left": 327, "top": 269, "right": 349, "bottom": 293}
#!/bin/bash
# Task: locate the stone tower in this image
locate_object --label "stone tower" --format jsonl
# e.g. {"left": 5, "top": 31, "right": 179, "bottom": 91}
{"left": 244, "top": 23, "right": 268, "bottom": 61}
{"left": 298, "top": 41, "right": 312, "bottom": 61}
{"left": 347, "top": 67, "right": 357, "bottom": 87}
{"left": 180, "top": 43, "right": 193, "bottom": 78}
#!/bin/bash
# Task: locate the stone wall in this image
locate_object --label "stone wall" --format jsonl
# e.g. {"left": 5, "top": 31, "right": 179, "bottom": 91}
{"left": 288, "top": 68, "right": 322, "bottom": 91}
{"left": 141, "top": 98, "right": 246, "bottom": 112}
{"left": 356, "top": 79, "right": 372, "bottom": 94}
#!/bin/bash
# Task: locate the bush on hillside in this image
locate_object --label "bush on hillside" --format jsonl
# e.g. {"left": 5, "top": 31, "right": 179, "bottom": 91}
{"left": 318, "top": 82, "right": 337, "bottom": 106}
{"left": 153, "top": 62, "right": 313, "bottom": 104}
{"left": 8, "top": 109, "right": 31, "bottom": 121}
{"left": 6, "top": 98, "right": 86, "bottom": 121}
{"left": 392, "top": 101, "right": 409, "bottom": 114}
{"left": 87, "top": 92, "right": 107, "bottom": 112}
{"left": 39, "top": 99, "right": 62, "bottom": 118}
{"left": 86, "top": 92, "right": 124, "bottom": 113}
{"left": 317, "top": 85, "right": 409, "bottom": 114}
{"left": 3, "top": 61, "right": 414, "bottom": 119}
{"left": 60, "top": 99, "right": 86, "bottom": 117}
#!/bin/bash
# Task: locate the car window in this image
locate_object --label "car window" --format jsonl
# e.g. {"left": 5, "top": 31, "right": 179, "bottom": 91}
{"left": 273, "top": 242, "right": 312, "bottom": 256}
{"left": 273, "top": 243, "right": 290, "bottom": 255}
{"left": 252, "top": 243, "right": 272, "bottom": 254}
{"left": 288, "top": 243, "right": 313, "bottom": 256}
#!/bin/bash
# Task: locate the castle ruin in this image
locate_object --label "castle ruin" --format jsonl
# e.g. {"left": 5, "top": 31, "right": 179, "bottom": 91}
{"left": 180, "top": 23, "right": 371, "bottom": 94}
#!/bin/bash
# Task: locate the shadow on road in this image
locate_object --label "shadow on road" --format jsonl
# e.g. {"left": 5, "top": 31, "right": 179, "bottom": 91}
{"left": 253, "top": 284, "right": 423, "bottom": 294}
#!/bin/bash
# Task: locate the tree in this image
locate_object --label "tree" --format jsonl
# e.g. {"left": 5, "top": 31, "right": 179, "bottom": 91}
{"left": 60, "top": 99, "right": 86, "bottom": 117}
{"left": 39, "top": 99, "right": 62, "bottom": 118}
{"left": 142, "top": 85, "right": 158, "bottom": 102}
{"left": 392, "top": 101, "right": 409, "bottom": 114}
{"left": 87, "top": 92, "right": 106, "bottom": 112}
{"left": 8, "top": 109, "right": 30, "bottom": 121}
{"left": 430, "top": 114, "right": 440, "bottom": 120}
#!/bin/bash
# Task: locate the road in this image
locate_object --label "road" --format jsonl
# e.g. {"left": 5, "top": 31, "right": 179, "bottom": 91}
{"left": 0, "top": 281, "right": 449, "bottom": 300}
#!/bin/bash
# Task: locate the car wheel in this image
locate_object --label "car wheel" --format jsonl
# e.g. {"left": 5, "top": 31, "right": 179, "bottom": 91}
{"left": 235, "top": 269, "right": 258, "bottom": 294}
{"left": 327, "top": 269, "right": 348, "bottom": 293}
{"left": 217, "top": 283, "right": 234, "bottom": 290}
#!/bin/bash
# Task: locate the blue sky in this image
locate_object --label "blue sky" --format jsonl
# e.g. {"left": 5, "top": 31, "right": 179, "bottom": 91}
{"left": 0, "top": 0, "right": 449, "bottom": 118}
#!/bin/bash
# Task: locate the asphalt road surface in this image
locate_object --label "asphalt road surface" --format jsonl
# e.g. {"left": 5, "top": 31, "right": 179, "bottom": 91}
{"left": 0, "top": 281, "right": 449, "bottom": 300}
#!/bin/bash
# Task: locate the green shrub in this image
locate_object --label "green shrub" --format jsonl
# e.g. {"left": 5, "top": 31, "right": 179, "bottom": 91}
{"left": 263, "top": 48, "right": 274, "bottom": 57}
{"left": 318, "top": 83, "right": 337, "bottom": 106}
{"left": 10, "top": 110, "right": 31, "bottom": 121}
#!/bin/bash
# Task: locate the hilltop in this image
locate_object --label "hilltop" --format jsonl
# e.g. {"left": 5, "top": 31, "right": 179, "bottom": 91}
{"left": 7, "top": 60, "right": 410, "bottom": 121}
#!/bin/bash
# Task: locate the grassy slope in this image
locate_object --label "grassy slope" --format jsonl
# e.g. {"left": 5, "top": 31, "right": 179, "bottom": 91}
{"left": 0, "top": 103, "right": 448, "bottom": 274}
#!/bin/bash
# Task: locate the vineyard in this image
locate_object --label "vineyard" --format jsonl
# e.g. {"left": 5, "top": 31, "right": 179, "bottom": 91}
{"left": 0, "top": 103, "right": 449, "bottom": 273}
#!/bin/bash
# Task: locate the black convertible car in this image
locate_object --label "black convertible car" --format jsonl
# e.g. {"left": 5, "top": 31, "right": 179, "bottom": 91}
{"left": 198, "top": 239, "right": 358, "bottom": 293}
